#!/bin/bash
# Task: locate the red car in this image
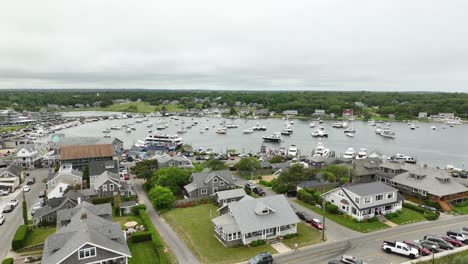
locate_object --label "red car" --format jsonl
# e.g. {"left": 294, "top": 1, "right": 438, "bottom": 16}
{"left": 403, "top": 240, "right": 431, "bottom": 256}
{"left": 435, "top": 235, "right": 464, "bottom": 247}
{"left": 310, "top": 218, "right": 324, "bottom": 230}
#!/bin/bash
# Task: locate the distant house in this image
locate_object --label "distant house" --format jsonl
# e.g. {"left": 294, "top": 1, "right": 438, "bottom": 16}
{"left": 211, "top": 195, "right": 300, "bottom": 247}
{"left": 14, "top": 145, "right": 41, "bottom": 169}
{"left": 32, "top": 197, "right": 77, "bottom": 225}
{"left": 47, "top": 164, "right": 83, "bottom": 199}
{"left": 90, "top": 171, "right": 134, "bottom": 197}
{"left": 314, "top": 110, "right": 326, "bottom": 116}
{"left": 0, "top": 163, "right": 23, "bottom": 192}
{"left": 388, "top": 114, "right": 396, "bottom": 119}
{"left": 297, "top": 180, "right": 329, "bottom": 192}
{"left": 323, "top": 182, "right": 402, "bottom": 221}
{"left": 184, "top": 170, "right": 236, "bottom": 199}
{"left": 418, "top": 112, "right": 428, "bottom": 119}
{"left": 152, "top": 154, "right": 193, "bottom": 168}
{"left": 282, "top": 110, "right": 298, "bottom": 116}
{"left": 88, "top": 160, "right": 119, "bottom": 178}
{"left": 60, "top": 144, "right": 115, "bottom": 168}
{"left": 43, "top": 202, "right": 131, "bottom": 264}
{"left": 342, "top": 109, "right": 353, "bottom": 117}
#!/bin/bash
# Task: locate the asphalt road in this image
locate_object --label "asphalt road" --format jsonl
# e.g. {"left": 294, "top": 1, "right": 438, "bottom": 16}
{"left": 0, "top": 168, "right": 48, "bottom": 261}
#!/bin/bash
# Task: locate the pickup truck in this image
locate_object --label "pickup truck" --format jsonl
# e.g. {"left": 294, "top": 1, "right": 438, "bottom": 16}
{"left": 382, "top": 241, "right": 419, "bottom": 259}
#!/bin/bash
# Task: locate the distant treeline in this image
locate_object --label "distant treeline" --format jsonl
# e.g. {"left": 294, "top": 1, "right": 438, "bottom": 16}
{"left": 1, "top": 90, "right": 468, "bottom": 119}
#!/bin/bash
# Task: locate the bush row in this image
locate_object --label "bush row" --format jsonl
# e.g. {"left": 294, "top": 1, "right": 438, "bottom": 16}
{"left": 250, "top": 239, "right": 266, "bottom": 247}
{"left": 131, "top": 204, "right": 147, "bottom": 215}
{"left": 92, "top": 196, "right": 114, "bottom": 205}
{"left": 139, "top": 209, "right": 169, "bottom": 263}
{"left": 1, "top": 258, "right": 13, "bottom": 264}
{"left": 131, "top": 231, "right": 152, "bottom": 243}
{"left": 297, "top": 189, "right": 323, "bottom": 206}
{"left": 403, "top": 202, "right": 439, "bottom": 221}
{"left": 259, "top": 180, "right": 273, "bottom": 187}
{"left": 12, "top": 225, "right": 29, "bottom": 250}
{"left": 174, "top": 198, "right": 214, "bottom": 208}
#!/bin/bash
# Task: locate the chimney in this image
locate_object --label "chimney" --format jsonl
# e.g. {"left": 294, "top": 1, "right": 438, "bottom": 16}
{"left": 77, "top": 197, "right": 81, "bottom": 204}
{"left": 169, "top": 152, "right": 174, "bottom": 157}
{"left": 80, "top": 212, "right": 88, "bottom": 221}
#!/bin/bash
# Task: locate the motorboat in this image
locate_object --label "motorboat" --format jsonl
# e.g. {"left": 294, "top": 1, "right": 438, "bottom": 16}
{"left": 103, "top": 134, "right": 111, "bottom": 138}
{"left": 110, "top": 126, "right": 121, "bottom": 130}
{"left": 131, "top": 127, "right": 136, "bottom": 130}
{"left": 156, "top": 125, "right": 166, "bottom": 130}
{"left": 126, "top": 128, "right": 131, "bottom": 133}
{"left": 262, "top": 133, "right": 282, "bottom": 143}
{"left": 431, "top": 126, "right": 436, "bottom": 130}
{"left": 199, "top": 129, "right": 204, "bottom": 134}
{"left": 147, "top": 123, "right": 153, "bottom": 128}
{"left": 356, "top": 148, "right": 368, "bottom": 159}
{"left": 380, "top": 129, "right": 396, "bottom": 138}
{"left": 243, "top": 129, "right": 254, "bottom": 134}
{"left": 313, "top": 140, "right": 330, "bottom": 157}
{"left": 143, "top": 133, "right": 184, "bottom": 146}
{"left": 410, "top": 124, "right": 416, "bottom": 130}
{"left": 177, "top": 127, "right": 187, "bottom": 134}
{"left": 332, "top": 122, "right": 344, "bottom": 128}
{"left": 281, "top": 129, "right": 292, "bottom": 136}
{"left": 102, "top": 129, "right": 111, "bottom": 133}
{"left": 344, "top": 131, "right": 354, "bottom": 137}
{"left": 205, "top": 126, "right": 209, "bottom": 130}
{"left": 226, "top": 124, "right": 238, "bottom": 128}
{"left": 309, "top": 122, "right": 315, "bottom": 128}
{"left": 253, "top": 123, "right": 267, "bottom": 131}
{"left": 216, "top": 128, "right": 227, "bottom": 134}
{"left": 288, "top": 144, "right": 298, "bottom": 157}
{"left": 311, "top": 129, "right": 328, "bottom": 137}
{"left": 343, "top": 147, "right": 356, "bottom": 159}
{"left": 390, "top": 153, "right": 416, "bottom": 164}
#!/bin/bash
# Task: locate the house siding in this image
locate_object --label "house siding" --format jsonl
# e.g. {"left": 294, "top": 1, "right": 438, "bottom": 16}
{"left": 62, "top": 244, "right": 127, "bottom": 264}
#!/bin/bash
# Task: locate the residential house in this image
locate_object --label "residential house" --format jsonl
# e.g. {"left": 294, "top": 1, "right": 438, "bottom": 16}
{"left": 214, "top": 188, "right": 247, "bottom": 207}
{"left": 0, "top": 163, "right": 23, "bottom": 192}
{"left": 88, "top": 160, "right": 119, "bottom": 178}
{"left": 14, "top": 145, "right": 42, "bottom": 169}
{"left": 184, "top": 170, "right": 236, "bottom": 199}
{"left": 32, "top": 197, "right": 77, "bottom": 225}
{"left": 297, "top": 180, "right": 330, "bottom": 192}
{"left": 314, "top": 110, "right": 326, "bottom": 116}
{"left": 47, "top": 164, "right": 83, "bottom": 199}
{"left": 340, "top": 158, "right": 382, "bottom": 184}
{"left": 342, "top": 109, "right": 354, "bottom": 117}
{"left": 60, "top": 144, "right": 115, "bottom": 168}
{"left": 43, "top": 202, "right": 131, "bottom": 264}
{"left": 152, "top": 154, "right": 193, "bottom": 168}
{"left": 90, "top": 171, "right": 134, "bottom": 197}
{"left": 418, "top": 112, "right": 428, "bottom": 119}
{"left": 282, "top": 110, "right": 298, "bottom": 116}
{"left": 323, "top": 182, "right": 402, "bottom": 221}
{"left": 64, "top": 189, "right": 98, "bottom": 202}
{"left": 211, "top": 195, "right": 300, "bottom": 247}
{"left": 388, "top": 114, "right": 396, "bottom": 119}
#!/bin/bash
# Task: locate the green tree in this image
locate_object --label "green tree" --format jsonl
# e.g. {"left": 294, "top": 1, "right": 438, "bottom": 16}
{"left": 131, "top": 159, "right": 159, "bottom": 179}
{"left": 268, "top": 155, "right": 285, "bottom": 164}
{"left": 82, "top": 165, "right": 89, "bottom": 188}
{"left": 22, "top": 192, "right": 28, "bottom": 225}
{"left": 229, "top": 107, "right": 237, "bottom": 115}
{"left": 151, "top": 167, "right": 192, "bottom": 195}
{"left": 148, "top": 186, "right": 176, "bottom": 210}
{"left": 235, "top": 157, "right": 261, "bottom": 171}
{"left": 204, "top": 159, "right": 227, "bottom": 171}
{"left": 323, "top": 171, "right": 336, "bottom": 183}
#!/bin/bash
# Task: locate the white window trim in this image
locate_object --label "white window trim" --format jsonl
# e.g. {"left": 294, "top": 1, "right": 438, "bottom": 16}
{"left": 103, "top": 185, "right": 107, "bottom": 192}
{"left": 200, "top": 188, "right": 207, "bottom": 194}
{"left": 219, "top": 181, "right": 225, "bottom": 186}
{"left": 364, "top": 197, "right": 371, "bottom": 204}
{"left": 78, "top": 247, "right": 96, "bottom": 260}
{"left": 375, "top": 195, "right": 383, "bottom": 201}
{"left": 109, "top": 184, "right": 114, "bottom": 191}
{"left": 213, "top": 178, "right": 219, "bottom": 183}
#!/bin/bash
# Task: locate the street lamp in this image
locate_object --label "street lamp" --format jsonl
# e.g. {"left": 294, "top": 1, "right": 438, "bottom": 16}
{"left": 432, "top": 245, "right": 437, "bottom": 264}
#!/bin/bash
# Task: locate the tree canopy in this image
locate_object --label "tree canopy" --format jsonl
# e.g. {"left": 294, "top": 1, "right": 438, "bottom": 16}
{"left": 148, "top": 186, "right": 176, "bottom": 210}
{"left": 235, "top": 157, "right": 261, "bottom": 171}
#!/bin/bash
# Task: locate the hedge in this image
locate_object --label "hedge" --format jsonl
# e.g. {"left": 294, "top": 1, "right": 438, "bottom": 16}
{"left": 131, "top": 231, "right": 152, "bottom": 243}
{"left": 403, "top": 202, "right": 439, "bottom": 221}
{"left": 92, "top": 196, "right": 114, "bottom": 205}
{"left": 2, "top": 258, "right": 13, "bottom": 264}
{"left": 325, "top": 203, "right": 339, "bottom": 214}
{"left": 12, "top": 225, "right": 28, "bottom": 250}
{"left": 132, "top": 204, "right": 147, "bottom": 215}
{"left": 140, "top": 209, "right": 168, "bottom": 263}
{"left": 250, "top": 240, "right": 266, "bottom": 247}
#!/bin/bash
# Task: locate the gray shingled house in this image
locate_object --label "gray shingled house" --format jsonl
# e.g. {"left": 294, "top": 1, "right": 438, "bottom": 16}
{"left": 211, "top": 195, "right": 300, "bottom": 247}
{"left": 90, "top": 171, "right": 135, "bottom": 197}
{"left": 42, "top": 202, "right": 131, "bottom": 264}
{"left": 214, "top": 188, "right": 247, "bottom": 206}
{"left": 32, "top": 197, "right": 77, "bottom": 226}
{"left": 184, "top": 170, "right": 237, "bottom": 199}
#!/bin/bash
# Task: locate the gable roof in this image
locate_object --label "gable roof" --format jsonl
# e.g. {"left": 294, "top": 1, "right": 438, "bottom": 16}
{"left": 0, "top": 163, "right": 23, "bottom": 178}
{"left": 58, "top": 137, "right": 122, "bottom": 147}
{"left": 92, "top": 171, "right": 121, "bottom": 190}
{"left": 186, "top": 170, "right": 235, "bottom": 191}
{"left": 343, "top": 182, "right": 397, "bottom": 197}
{"left": 56, "top": 202, "right": 112, "bottom": 228}
{"left": 215, "top": 188, "right": 246, "bottom": 200}
{"left": 392, "top": 171, "right": 468, "bottom": 197}
{"left": 60, "top": 144, "right": 114, "bottom": 160}
{"left": 88, "top": 160, "right": 119, "bottom": 177}
{"left": 33, "top": 197, "right": 77, "bottom": 220}
{"left": 227, "top": 195, "right": 299, "bottom": 234}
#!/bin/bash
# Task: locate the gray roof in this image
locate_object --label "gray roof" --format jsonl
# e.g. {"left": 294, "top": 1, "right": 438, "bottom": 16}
{"left": 0, "top": 163, "right": 23, "bottom": 178}
{"left": 43, "top": 206, "right": 130, "bottom": 264}
{"left": 391, "top": 170, "right": 468, "bottom": 197}
{"left": 92, "top": 171, "right": 120, "bottom": 190}
{"left": 56, "top": 202, "right": 112, "bottom": 228}
{"left": 33, "top": 197, "right": 77, "bottom": 220}
{"left": 227, "top": 195, "right": 299, "bottom": 234}
{"left": 185, "top": 170, "right": 235, "bottom": 191}
{"left": 58, "top": 136, "right": 122, "bottom": 147}
{"left": 89, "top": 160, "right": 119, "bottom": 177}
{"left": 215, "top": 188, "right": 246, "bottom": 200}
{"left": 298, "top": 180, "right": 328, "bottom": 189}
{"left": 212, "top": 214, "right": 240, "bottom": 234}
{"left": 153, "top": 154, "right": 190, "bottom": 164}
{"left": 343, "top": 182, "right": 397, "bottom": 197}
{"left": 120, "top": 201, "right": 138, "bottom": 208}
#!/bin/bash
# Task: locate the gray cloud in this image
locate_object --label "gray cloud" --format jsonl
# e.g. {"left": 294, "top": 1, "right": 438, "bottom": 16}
{"left": 1, "top": 0, "right": 467, "bottom": 91}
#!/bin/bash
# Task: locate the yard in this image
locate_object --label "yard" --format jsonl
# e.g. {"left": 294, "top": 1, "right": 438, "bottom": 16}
{"left": 453, "top": 202, "right": 468, "bottom": 215}
{"left": 128, "top": 241, "right": 159, "bottom": 264}
{"left": 387, "top": 208, "right": 426, "bottom": 225}
{"left": 100, "top": 101, "right": 184, "bottom": 113}
{"left": 22, "top": 227, "right": 56, "bottom": 248}
{"left": 282, "top": 223, "right": 322, "bottom": 248}
{"left": 294, "top": 200, "right": 389, "bottom": 233}
{"left": 162, "top": 204, "right": 277, "bottom": 264}
{"left": 0, "top": 125, "right": 27, "bottom": 133}
{"left": 114, "top": 215, "right": 143, "bottom": 229}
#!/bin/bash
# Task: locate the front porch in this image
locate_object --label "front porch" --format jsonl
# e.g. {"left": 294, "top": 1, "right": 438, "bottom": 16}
{"left": 243, "top": 224, "right": 297, "bottom": 245}
{"left": 90, "top": 256, "right": 129, "bottom": 264}
{"left": 354, "top": 202, "right": 401, "bottom": 221}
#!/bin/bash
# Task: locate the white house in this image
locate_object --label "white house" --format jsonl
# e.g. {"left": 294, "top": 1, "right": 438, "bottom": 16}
{"left": 14, "top": 145, "right": 41, "bottom": 169}
{"left": 322, "top": 182, "right": 402, "bottom": 221}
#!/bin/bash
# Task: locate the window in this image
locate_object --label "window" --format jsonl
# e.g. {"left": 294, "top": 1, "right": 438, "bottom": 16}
{"left": 213, "top": 187, "right": 218, "bottom": 192}
{"left": 78, "top": 247, "right": 96, "bottom": 260}
{"left": 375, "top": 195, "right": 383, "bottom": 201}
{"left": 200, "top": 188, "right": 207, "bottom": 194}
{"left": 354, "top": 197, "right": 360, "bottom": 204}
{"left": 103, "top": 185, "right": 107, "bottom": 192}
{"left": 213, "top": 178, "right": 218, "bottom": 183}
{"left": 109, "top": 184, "right": 114, "bottom": 191}
{"left": 48, "top": 216, "right": 54, "bottom": 222}
{"left": 219, "top": 181, "right": 225, "bottom": 186}
{"left": 59, "top": 187, "right": 63, "bottom": 193}
{"left": 364, "top": 197, "right": 371, "bottom": 204}
{"left": 387, "top": 193, "right": 394, "bottom": 199}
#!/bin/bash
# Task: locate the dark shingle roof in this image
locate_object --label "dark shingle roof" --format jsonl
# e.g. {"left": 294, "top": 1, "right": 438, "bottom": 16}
{"left": 343, "top": 182, "right": 397, "bottom": 196}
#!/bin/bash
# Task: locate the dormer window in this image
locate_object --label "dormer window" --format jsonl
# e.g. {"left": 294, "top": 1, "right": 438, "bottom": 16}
{"left": 78, "top": 247, "right": 96, "bottom": 260}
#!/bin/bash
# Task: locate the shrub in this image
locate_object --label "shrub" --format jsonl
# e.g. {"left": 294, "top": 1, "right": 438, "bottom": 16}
{"left": 384, "top": 212, "right": 400, "bottom": 219}
{"left": 140, "top": 210, "right": 168, "bottom": 263}
{"left": 131, "top": 231, "right": 152, "bottom": 243}
{"left": 244, "top": 187, "right": 252, "bottom": 195}
{"left": 132, "top": 204, "right": 147, "bottom": 215}
{"left": 259, "top": 180, "right": 273, "bottom": 187}
{"left": 12, "top": 225, "right": 28, "bottom": 250}
{"left": 2, "top": 258, "right": 13, "bottom": 264}
{"left": 325, "top": 203, "right": 339, "bottom": 214}
{"left": 92, "top": 196, "right": 114, "bottom": 205}
{"left": 403, "top": 202, "right": 426, "bottom": 214}
{"left": 250, "top": 240, "right": 266, "bottom": 247}
{"left": 423, "top": 211, "right": 439, "bottom": 221}
{"left": 283, "top": 233, "right": 298, "bottom": 239}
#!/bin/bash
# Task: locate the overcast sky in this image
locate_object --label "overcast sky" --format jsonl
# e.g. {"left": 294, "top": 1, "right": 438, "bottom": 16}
{"left": 1, "top": 0, "right": 467, "bottom": 91}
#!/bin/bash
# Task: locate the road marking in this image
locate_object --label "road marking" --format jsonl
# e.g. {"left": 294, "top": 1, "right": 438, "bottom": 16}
{"left": 284, "top": 245, "right": 349, "bottom": 263}
{"left": 375, "top": 222, "right": 463, "bottom": 241}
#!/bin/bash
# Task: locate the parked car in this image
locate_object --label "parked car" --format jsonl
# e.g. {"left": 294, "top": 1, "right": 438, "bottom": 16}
{"left": 23, "top": 185, "right": 31, "bottom": 192}
{"left": 0, "top": 190, "right": 9, "bottom": 196}
{"left": 8, "top": 199, "right": 19, "bottom": 208}
{"left": 248, "top": 252, "right": 273, "bottom": 264}
{"left": 340, "top": 255, "right": 368, "bottom": 264}
{"left": 403, "top": 240, "right": 431, "bottom": 256}
{"left": 26, "top": 177, "right": 35, "bottom": 185}
{"left": 419, "top": 205, "right": 440, "bottom": 215}
{"left": 244, "top": 182, "right": 255, "bottom": 191}
{"left": 38, "top": 190, "right": 46, "bottom": 198}
{"left": 252, "top": 186, "right": 266, "bottom": 196}
{"left": 0, "top": 214, "right": 4, "bottom": 225}
{"left": 434, "top": 235, "right": 464, "bottom": 247}
{"left": 310, "top": 218, "right": 324, "bottom": 230}
{"left": 327, "top": 261, "right": 342, "bottom": 264}
{"left": 415, "top": 240, "right": 441, "bottom": 252}
{"left": 296, "top": 211, "right": 313, "bottom": 223}
{"left": 3, "top": 204, "right": 14, "bottom": 213}
{"left": 31, "top": 201, "right": 43, "bottom": 216}
{"left": 447, "top": 231, "right": 468, "bottom": 244}
{"left": 382, "top": 241, "right": 419, "bottom": 259}
{"left": 423, "top": 235, "right": 454, "bottom": 250}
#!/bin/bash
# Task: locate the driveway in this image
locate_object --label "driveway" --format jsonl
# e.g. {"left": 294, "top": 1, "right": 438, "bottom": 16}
{"left": 0, "top": 168, "right": 49, "bottom": 261}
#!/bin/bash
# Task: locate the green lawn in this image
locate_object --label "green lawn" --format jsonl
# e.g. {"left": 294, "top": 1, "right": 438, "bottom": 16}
{"left": 388, "top": 208, "right": 426, "bottom": 225}
{"left": 114, "top": 215, "right": 143, "bottom": 229}
{"left": 294, "top": 200, "right": 389, "bottom": 233}
{"left": 128, "top": 241, "right": 160, "bottom": 264}
{"left": 23, "top": 227, "right": 56, "bottom": 247}
{"left": 0, "top": 125, "right": 27, "bottom": 133}
{"left": 417, "top": 249, "right": 468, "bottom": 264}
{"left": 163, "top": 204, "right": 276, "bottom": 264}
{"left": 453, "top": 204, "right": 468, "bottom": 215}
{"left": 99, "top": 101, "right": 184, "bottom": 113}
{"left": 282, "top": 223, "right": 322, "bottom": 248}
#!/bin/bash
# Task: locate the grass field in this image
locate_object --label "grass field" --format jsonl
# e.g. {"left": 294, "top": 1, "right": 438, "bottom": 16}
{"left": 22, "top": 227, "right": 56, "bottom": 248}
{"left": 163, "top": 204, "right": 276, "bottom": 264}
{"left": 0, "top": 125, "right": 27, "bottom": 133}
{"left": 454, "top": 203, "right": 468, "bottom": 215}
{"left": 99, "top": 101, "right": 184, "bottom": 113}
{"left": 282, "top": 223, "right": 323, "bottom": 248}
{"left": 388, "top": 208, "right": 426, "bottom": 225}
{"left": 418, "top": 249, "right": 468, "bottom": 264}
{"left": 128, "top": 241, "right": 160, "bottom": 264}
{"left": 294, "top": 200, "right": 389, "bottom": 233}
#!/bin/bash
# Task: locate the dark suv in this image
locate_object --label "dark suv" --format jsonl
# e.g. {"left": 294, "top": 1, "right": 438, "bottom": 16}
{"left": 423, "top": 235, "right": 454, "bottom": 250}
{"left": 252, "top": 186, "right": 266, "bottom": 196}
{"left": 248, "top": 252, "right": 273, "bottom": 264}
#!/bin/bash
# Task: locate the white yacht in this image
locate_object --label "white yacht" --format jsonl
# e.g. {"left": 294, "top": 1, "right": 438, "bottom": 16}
{"left": 309, "top": 122, "right": 316, "bottom": 128}
{"left": 410, "top": 123, "right": 416, "bottom": 130}
{"left": 343, "top": 147, "right": 356, "bottom": 159}
{"left": 126, "top": 128, "right": 131, "bottom": 133}
{"left": 243, "top": 128, "right": 254, "bottom": 134}
{"left": 344, "top": 131, "right": 354, "bottom": 137}
{"left": 311, "top": 129, "right": 328, "bottom": 137}
{"left": 313, "top": 140, "right": 330, "bottom": 157}
{"left": 288, "top": 144, "right": 298, "bottom": 157}
{"left": 143, "top": 133, "right": 184, "bottom": 146}
{"left": 253, "top": 123, "right": 267, "bottom": 131}
{"left": 262, "top": 133, "right": 282, "bottom": 143}
{"left": 356, "top": 148, "right": 368, "bottom": 159}
{"left": 380, "top": 129, "right": 396, "bottom": 138}
{"left": 216, "top": 128, "right": 227, "bottom": 134}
